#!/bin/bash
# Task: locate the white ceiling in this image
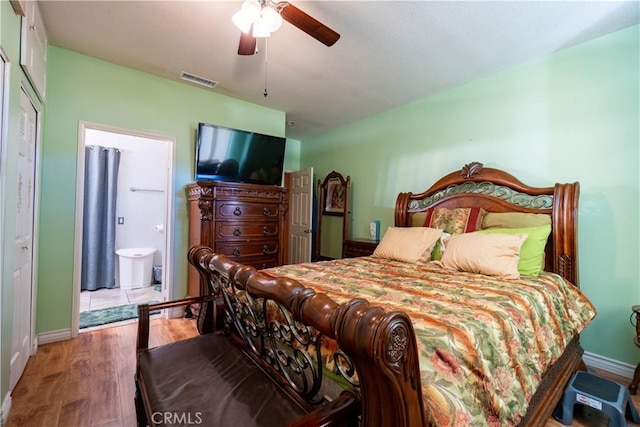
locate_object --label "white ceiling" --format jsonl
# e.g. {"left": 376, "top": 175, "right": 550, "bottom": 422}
{"left": 38, "top": 1, "right": 639, "bottom": 139}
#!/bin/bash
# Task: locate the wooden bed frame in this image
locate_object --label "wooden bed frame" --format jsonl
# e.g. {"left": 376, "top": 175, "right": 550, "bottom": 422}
{"left": 395, "top": 161, "right": 583, "bottom": 426}
{"left": 192, "top": 161, "right": 584, "bottom": 426}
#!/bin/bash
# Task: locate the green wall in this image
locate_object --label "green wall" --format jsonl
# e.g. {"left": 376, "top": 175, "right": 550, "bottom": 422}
{"left": 301, "top": 25, "right": 640, "bottom": 365}
{"left": 38, "top": 47, "right": 288, "bottom": 333}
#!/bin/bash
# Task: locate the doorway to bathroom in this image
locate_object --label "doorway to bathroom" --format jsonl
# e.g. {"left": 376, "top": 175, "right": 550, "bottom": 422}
{"left": 72, "top": 122, "right": 175, "bottom": 333}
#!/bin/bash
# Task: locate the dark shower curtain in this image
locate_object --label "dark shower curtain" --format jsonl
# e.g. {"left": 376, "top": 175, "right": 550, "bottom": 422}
{"left": 81, "top": 145, "right": 121, "bottom": 291}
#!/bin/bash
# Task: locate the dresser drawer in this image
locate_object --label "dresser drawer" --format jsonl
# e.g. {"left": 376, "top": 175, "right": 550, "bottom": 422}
{"left": 216, "top": 201, "right": 280, "bottom": 221}
{"left": 215, "top": 222, "right": 279, "bottom": 240}
{"left": 214, "top": 241, "right": 279, "bottom": 259}
{"left": 242, "top": 256, "right": 279, "bottom": 270}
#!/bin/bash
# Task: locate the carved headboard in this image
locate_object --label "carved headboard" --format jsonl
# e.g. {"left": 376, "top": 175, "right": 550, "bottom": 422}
{"left": 394, "top": 162, "right": 580, "bottom": 286}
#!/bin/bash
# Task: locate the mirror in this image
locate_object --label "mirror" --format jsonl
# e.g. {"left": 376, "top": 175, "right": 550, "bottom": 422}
{"left": 314, "top": 171, "right": 350, "bottom": 261}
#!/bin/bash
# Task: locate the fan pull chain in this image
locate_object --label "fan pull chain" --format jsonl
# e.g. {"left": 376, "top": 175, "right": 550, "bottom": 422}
{"left": 264, "top": 38, "right": 268, "bottom": 97}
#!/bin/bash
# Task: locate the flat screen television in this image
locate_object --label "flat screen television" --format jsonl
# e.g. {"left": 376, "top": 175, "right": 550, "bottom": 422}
{"left": 195, "top": 122, "right": 286, "bottom": 185}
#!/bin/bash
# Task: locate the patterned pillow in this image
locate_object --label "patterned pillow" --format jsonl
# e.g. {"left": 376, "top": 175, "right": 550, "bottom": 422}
{"left": 423, "top": 207, "right": 487, "bottom": 234}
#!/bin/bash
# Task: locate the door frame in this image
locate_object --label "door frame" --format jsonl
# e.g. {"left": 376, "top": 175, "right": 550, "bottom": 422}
{"left": 0, "top": 45, "right": 10, "bottom": 421}
{"left": 71, "top": 121, "right": 176, "bottom": 336}
{"left": 283, "top": 171, "right": 291, "bottom": 262}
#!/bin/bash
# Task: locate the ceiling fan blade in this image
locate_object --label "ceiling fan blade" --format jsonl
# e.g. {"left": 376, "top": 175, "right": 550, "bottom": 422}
{"left": 279, "top": 3, "right": 340, "bottom": 47}
{"left": 238, "top": 29, "right": 257, "bottom": 55}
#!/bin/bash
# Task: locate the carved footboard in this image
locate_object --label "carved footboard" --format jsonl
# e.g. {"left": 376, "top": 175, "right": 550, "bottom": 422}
{"left": 189, "top": 245, "right": 428, "bottom": 427}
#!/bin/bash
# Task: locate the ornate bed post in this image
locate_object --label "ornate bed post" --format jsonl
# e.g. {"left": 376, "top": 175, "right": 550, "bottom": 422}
{"left": 552, "top": 182, "right": 580, "bottom": 286}
{"left": 395, "top": 191, "right": 411, "bottom": 226}
{"left": 333, "top": 300, "right": 427, "bottom": 427}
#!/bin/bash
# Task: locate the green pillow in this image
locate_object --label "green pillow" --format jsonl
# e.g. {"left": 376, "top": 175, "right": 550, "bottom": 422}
{"left": 478, "top": 225, "right": 551, "bottom": 276}
{"left": 430, "top": 232, "right": 451, "bottom": 261}
{"left": 431, "top": 239, "right": 443, "bottom": 261}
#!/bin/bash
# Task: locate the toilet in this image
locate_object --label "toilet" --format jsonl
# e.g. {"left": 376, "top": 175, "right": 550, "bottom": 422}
{"left": 116, "top": 247, "right": 155, "bottom": 290}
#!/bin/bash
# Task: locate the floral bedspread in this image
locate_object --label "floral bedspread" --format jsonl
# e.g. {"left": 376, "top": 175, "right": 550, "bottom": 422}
{"left": 265, "top": 256, "right": 596, "bottom": 426}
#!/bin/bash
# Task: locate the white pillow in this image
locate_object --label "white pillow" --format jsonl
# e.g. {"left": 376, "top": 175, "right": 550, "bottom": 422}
{"left": 372, "top": 227, "right": 443, "bottom": 263}
{"left": 435, "top": 232, "right": 527, "bottom": 279}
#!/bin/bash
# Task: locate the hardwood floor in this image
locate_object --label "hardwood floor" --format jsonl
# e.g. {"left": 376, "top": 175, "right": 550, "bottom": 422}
{"left": 6, "top": 318, "right": 198, "bottom": 427}
{"left": 5, "top": 318, "right": 640, "bottom": 427}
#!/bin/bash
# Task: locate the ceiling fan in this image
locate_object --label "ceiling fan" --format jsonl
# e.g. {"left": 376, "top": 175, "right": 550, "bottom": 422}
{"left": 232, "top": 0, "right": 341, "bottom": 55}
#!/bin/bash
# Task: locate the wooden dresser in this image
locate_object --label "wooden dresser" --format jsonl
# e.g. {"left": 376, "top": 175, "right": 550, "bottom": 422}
{"left": 186, "top": 181, "right": 288, "bottom": 296}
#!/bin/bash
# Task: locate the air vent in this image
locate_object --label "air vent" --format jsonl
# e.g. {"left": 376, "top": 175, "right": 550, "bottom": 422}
{"left": 179, "top": 72, "right": 218, "bottom": 89}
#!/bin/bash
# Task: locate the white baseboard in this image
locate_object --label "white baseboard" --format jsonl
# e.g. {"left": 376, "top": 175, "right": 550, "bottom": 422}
{"left": 37, "top": 310, "right": 186, "bottom": 342}
{"left": 1, "top": 392, "right": 11, "bottom": 427}
{"left": 37, "top": 328, "right": 72, "bottom": 345}
{"left": 583, "top": 351, "right": 636, "bottom": 379}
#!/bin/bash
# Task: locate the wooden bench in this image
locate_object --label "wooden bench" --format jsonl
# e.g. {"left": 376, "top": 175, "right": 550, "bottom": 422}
{"left": 134, "top": 245, "right": 425, "bottom": 427}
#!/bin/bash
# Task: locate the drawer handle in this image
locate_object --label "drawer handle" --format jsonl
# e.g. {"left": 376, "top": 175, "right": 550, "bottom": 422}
{"left": 262, "top": 263, "right": 268, "bottom": 269}
{"left": 262, "top": 226, "right": 269, "bottom": 235}
{"left": 233, "top": 227, "right": 241, "bottom": 236}
{"left": 262, "top": 207, "right": 271, "bottom": 216}
{"left": 233, "top": 207, "right": 242, "bottom": 216}
{"left": 233, "top": 248, "right": 241, "bottom": 257}
{"left": 262, "top": 245, "right": 269, "bottom": 254}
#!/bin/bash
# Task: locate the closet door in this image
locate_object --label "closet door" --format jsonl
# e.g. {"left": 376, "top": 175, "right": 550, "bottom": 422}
{"left": 10, "top": 88, "right": 37, "bottom": 390}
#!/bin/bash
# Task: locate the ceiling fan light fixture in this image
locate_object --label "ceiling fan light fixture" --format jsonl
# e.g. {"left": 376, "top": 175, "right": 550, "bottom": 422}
{"left": 261, "top": 6, "right": 282, "bottom": 33}
{"left": 232, "top": 11, "right": 252, "bottom": 34}
{"left": 234, "top": 0, "right": 341, "bottom": 56}
{"left": 232, "top": 0, "right": 261, "bottom": 33}
{"left": 253, "top": 16, "right": 272, "bottom": 38}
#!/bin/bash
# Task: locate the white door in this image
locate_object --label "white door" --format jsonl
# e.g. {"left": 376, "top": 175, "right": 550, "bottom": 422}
{"left": 288, "top": 168, "right": 313, "bottom": 264}
{"left": 10, "top": 89, "right": 37, "bottom": 390}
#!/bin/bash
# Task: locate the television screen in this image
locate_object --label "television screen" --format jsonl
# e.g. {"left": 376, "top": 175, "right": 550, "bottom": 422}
{"left": 195, "top": 123, "right": 286, "bottom": 185}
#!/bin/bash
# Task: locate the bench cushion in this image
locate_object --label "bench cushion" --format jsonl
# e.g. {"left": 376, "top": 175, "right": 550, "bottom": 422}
{"left": 138, "top": 333, "right": 308, "bottom": 426}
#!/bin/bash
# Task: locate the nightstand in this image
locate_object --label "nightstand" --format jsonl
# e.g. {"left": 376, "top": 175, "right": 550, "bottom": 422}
{"left": 342, "top": 238, "right": 379, "bottom": 258}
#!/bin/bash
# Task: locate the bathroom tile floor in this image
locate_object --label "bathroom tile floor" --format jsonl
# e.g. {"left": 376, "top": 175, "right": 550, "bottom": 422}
{"left": 80, "top": 285, "right": 163, "bottom": 312}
